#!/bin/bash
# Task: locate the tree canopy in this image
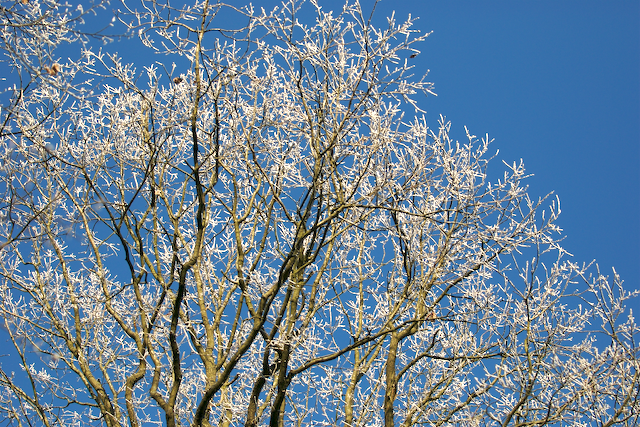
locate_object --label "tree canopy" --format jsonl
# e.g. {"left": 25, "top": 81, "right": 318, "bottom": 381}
{"left": 0, "top": 1, "right": 638, "bottom": 426}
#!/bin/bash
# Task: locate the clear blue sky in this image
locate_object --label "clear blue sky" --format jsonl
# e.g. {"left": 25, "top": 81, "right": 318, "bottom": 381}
{"left": 338, "top": 0, "right": 640, "bottom": 296}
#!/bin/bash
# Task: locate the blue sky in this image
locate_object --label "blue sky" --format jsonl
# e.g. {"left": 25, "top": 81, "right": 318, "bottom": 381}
{"left": 337, "top": 0, "right": 640, "bottom": 295}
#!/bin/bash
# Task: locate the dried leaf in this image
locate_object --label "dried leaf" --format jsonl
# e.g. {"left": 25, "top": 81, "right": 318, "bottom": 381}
{"left": 45, "top": 63, "right": 61, "bottom": 76}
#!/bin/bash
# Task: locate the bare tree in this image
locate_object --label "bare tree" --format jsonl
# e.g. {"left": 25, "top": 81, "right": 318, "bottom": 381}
{"left": 0, "top": 1, "right": 637, "bottom": 426}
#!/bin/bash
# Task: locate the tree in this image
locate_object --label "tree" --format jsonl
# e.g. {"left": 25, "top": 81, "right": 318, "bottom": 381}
{"left": 0, "top": 0, "right": 638, "bottom": 426}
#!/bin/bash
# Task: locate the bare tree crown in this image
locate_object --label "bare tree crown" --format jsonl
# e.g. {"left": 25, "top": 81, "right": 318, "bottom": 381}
{"left": 0, "top": 1, "right": 637, "bottom": 426}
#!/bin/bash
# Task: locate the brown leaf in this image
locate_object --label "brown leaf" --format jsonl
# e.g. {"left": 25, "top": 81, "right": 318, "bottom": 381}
{"left": 45, "top": 63, "right": 61, "bottom": 76}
